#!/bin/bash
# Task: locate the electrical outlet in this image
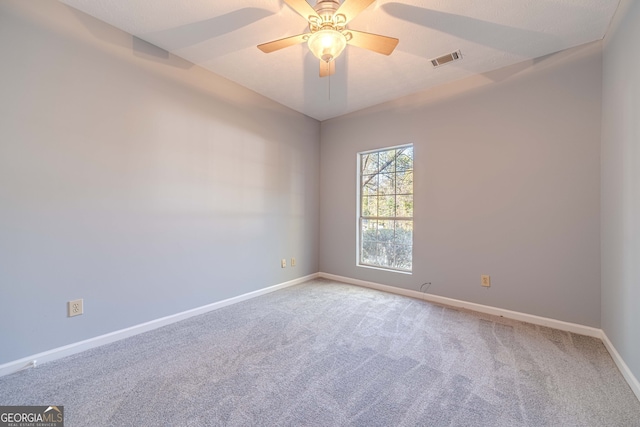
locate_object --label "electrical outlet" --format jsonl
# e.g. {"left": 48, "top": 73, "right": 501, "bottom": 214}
{"left": 68, "top": 299, "right": 83, "bottom": 317}
{"left": 481, "top": 275, "right": 491, "bottom": 287}
{"left": 291, "top": 258, "right": 296, "bottom": 267}
{"left": 281, "top": 259, "right": 287, "bottom": 268}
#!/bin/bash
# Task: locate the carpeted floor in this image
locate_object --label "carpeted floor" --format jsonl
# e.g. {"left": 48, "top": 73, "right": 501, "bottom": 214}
{"left": 1, "top": 279, "right": 639, "bottom": 426}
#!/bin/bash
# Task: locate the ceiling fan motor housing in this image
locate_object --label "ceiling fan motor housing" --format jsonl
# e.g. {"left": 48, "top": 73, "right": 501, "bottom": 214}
{"left": 310, "top": 0, "right": 346, "bottom": 31}
{"left": 314, "top": 0, "right": 340, "bottom": 20}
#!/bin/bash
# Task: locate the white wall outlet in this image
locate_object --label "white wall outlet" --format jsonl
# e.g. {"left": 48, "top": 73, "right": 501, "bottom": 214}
{"left": 291, "top": 257, "right": 296, "bottom": 267}
{"left": 68, "top": 299, "right": 83, "bottom": 317}
{"left": 481, "top": 275, "right": 491, "bottom": 287}
{"left": 281, "top": 259, "right": 286, "bottom": 268}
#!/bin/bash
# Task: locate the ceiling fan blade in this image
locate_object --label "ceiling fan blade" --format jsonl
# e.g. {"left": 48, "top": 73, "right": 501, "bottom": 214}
{"left": 284, "top": 0, "right": 320, "bottom": 21}
{"left": 347, "top": 30, "right": 399, "bottom": 55}
{"left": 319, "top": 60, "right": 335, "bottom": 78}
{"left": 258, "top": 33, "right": 308, "bottom": 53}
{"left": 335, "top": 0, "right": 376, "bottom": 24}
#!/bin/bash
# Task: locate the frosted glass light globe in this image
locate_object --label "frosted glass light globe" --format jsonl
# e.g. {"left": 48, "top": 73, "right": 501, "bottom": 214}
{"left": 308, "top": 29, "right": 347, "bottom": 63}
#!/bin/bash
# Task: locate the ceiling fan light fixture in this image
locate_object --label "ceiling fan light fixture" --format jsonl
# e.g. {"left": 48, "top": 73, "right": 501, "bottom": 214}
{"left": 308, "top": 29, "right": 347, "bottom": 63}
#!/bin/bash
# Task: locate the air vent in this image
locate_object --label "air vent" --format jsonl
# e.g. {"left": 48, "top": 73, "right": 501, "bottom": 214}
{"left": 431, "top": 50, "right": 462, "bottom": 68}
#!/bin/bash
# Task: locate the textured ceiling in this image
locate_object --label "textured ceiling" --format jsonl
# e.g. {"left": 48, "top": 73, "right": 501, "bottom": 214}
{"left": 58, "top": 0, "right": 620, "bottom": 121}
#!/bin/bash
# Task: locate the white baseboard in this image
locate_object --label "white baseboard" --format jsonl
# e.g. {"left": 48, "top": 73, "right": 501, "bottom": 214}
{"left": 0, "top": 273, "right": 319, "bottom": 378}
{"left": 319, "top": 272, "right": 640, "bottom": 402}
{"left": 319, "top": 272, "right": 602, "bottom": 337}
{"left": 4, "top": 271, "right": 639, "bottom": 404}
{"left": 601, "top": 332, "right": 640, "bottom": 401}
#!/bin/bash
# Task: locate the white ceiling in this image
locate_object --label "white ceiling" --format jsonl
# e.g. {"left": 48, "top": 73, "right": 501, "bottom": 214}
{"left": 58, "top": 0, "right": 620, "bottom": 121}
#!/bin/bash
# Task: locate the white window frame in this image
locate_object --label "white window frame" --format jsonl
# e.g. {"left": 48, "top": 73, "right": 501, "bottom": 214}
{"left": 356, "top": 143, "right": 413, "bottom": 274}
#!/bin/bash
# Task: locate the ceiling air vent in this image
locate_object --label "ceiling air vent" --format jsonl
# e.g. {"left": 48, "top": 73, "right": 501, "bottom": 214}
{"left": 431, "top": 50, "right": 462, "bottom": 68}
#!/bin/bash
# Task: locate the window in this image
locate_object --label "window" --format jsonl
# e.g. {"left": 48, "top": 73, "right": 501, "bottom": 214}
{"left": 358, "top": 144, "right": 413, "bottom": 272}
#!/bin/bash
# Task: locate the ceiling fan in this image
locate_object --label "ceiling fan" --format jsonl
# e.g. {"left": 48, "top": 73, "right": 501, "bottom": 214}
{"left": 258, "top": 0, "right": 399, "bottom": 77}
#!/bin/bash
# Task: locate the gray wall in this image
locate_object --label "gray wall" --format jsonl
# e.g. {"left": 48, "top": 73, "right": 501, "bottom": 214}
{"left": 0, "top": 1, "right": 320, "bottom": 364}
{"left": 3, "top": 0, "right": 629, "bottom": 372}
{"left": 320, "top": 42, "right": 602, "bottom": 327}
{"left": 601, "top": 0, "right": 640, "bottom": 382}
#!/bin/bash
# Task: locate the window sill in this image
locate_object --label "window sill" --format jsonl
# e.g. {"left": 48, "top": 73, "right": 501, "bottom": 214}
{"left": 357, "top": 263, "right": 413, "bottom": 275}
